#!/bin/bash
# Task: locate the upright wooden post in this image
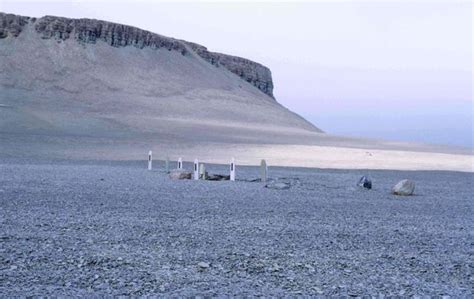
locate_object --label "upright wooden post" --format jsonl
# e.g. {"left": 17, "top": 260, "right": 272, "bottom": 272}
{"left": 193, "top": 159, "right": 199, "bottom": 180}
{"left": 148, "top": 151, "right": 152, "bottom": 170}
{"left": 165, "top": 156, "right": 170, "bottom": 173}
{"left": 230, "top": 158, "right": 236, "bottom": 181}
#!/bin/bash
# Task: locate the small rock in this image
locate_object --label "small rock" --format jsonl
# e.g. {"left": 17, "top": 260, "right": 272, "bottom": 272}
{"left": 169, "top": 169, "right": 192, "bottom": 180}
{"left": 197, "top": 262, "right": 210, "bottom": 269}
{"left": 311, "top": 286, "right": 324, "bottom": 294}
{"left": 269, "top": 263, "right": 282, "bottom": 272}
{"left": 357, "top": 176, "right": 372, "bottom": 189}
{"left": 265, "top": 182, "right": 290, "bottom": 190}
{"left": 392, "top": 179, "right": 415, "bottom": 196}
{"left": 305, "top": 264, "right": 315, "bottom": 272}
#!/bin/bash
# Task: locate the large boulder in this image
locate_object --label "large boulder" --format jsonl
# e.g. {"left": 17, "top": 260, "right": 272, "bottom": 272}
{"left": 392, "top": 179, "right": 415, "bottom": 196}
{"left": 169, "top": 169, "right": 192, "bottom": 180}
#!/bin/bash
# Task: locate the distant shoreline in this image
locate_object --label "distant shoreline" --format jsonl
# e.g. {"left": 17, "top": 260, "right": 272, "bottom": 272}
{"left": 1, "top": 141, "right": 472, "bottom": 173}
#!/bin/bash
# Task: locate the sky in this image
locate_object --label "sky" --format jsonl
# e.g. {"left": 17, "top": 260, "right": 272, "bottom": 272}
{"left": 1, "top": 0, "right": 472, "bottom": 148}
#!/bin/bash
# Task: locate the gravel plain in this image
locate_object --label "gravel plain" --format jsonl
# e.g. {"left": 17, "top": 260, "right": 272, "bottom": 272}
{"left": 1, "top": 159, "right": 473, "bottom": 296}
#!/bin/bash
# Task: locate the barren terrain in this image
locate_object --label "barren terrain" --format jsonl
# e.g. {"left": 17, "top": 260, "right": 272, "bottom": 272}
{"left": 1, "top": 159, "right": 473, "bottom": 296}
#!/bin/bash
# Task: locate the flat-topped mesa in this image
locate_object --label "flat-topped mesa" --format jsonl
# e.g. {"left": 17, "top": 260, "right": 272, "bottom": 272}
{"left": 0, "top": 12, "right": 274, "bottom": 98}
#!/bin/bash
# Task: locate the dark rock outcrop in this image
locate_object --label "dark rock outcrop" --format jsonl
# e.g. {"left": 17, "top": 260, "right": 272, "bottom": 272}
{"left": 34, "top": 15, "right": 188, "bottom": 54}
{"left": 0, "top": 12, "right": 274, "bottom": 98}
{"left": 184, "top": 42, "right": 274, "bottom": 97}
{"left": 0, "top": 13, "right": 32, "bottom": 38}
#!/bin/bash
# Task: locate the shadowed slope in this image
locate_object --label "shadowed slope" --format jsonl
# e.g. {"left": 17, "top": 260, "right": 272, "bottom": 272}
{"left": 0, "top": 12, "right": 321, "bottom": 142}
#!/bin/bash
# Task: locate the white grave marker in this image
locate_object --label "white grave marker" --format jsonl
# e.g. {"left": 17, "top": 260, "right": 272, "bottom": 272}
{"left": 230, "top": 158, "right": 236, "bottom": 181}
{"left": 199, "top": 163, "right": 206, "bottom": 180}
{"left": 148, "top": 151, "right": 152, "bottom": 170}
{"left": 193, "top": 159, "right": 199, "bottom": 180}
{"left": 178, "top": 158, "right": 183, "bottom": 170}
{"left": 165, "top": 157, "right": 170, "bottom": 173}
{"left": 260, "top": 159, "right": 267, "bottom": 182}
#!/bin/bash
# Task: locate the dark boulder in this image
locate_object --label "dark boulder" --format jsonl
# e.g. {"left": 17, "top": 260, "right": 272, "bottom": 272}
{"left": 357, "top": 176, "right": 372, "bottom": 189}
{"left": 207, "top": 174, "right": 230, "bottom": 181}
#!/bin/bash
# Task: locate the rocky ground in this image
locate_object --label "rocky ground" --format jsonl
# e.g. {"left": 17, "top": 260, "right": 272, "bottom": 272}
{"left": 0, "top": 159, "right": 472, "bottom": 296}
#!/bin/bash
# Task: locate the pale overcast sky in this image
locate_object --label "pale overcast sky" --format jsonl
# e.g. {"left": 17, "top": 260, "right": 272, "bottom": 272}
{"left": 1, "top": 1, "right": 472, "bottom": 147}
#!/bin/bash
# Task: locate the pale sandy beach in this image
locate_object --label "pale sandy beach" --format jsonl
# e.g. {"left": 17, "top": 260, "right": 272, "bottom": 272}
{"left": 2, "top": 132, "right": 471, "bottom": 172}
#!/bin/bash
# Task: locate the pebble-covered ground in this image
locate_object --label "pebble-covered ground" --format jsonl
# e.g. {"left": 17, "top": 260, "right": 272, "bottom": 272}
{"left": 1, "top": 159, "right": 473, "bottom": 296}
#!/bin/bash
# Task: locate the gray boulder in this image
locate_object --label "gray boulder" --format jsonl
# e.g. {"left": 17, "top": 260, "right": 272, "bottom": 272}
{"left": 392, "top": 179, "right": 415, "bottom": 196}
{"left": 169, "top": 169, "right": 192, "bottom": 180}
{"left": 197, "top": 262, "right": 210, "bottom": 269}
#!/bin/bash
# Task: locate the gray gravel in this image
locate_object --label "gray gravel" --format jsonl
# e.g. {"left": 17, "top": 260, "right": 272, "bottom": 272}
{"left": 1, "top": 159, "right": 473, "bottom": 296}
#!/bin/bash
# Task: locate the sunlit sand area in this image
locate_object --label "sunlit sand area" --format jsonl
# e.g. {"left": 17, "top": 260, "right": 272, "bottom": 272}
{"left": 2, "top": 130, "right": 471, "bottom": 172}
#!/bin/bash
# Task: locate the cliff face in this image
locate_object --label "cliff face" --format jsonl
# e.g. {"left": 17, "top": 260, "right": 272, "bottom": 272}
{"left": 0, "top": 13, "right": 32, "bottom": 38}
{"left": 34, "top": 15, "right": 189, "bottom": 55}
{"left": 184, "top": 42, "right": 273, "bottom": 98}
{"left": 0, "top": 12, "right": 274, "bottom": 98}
